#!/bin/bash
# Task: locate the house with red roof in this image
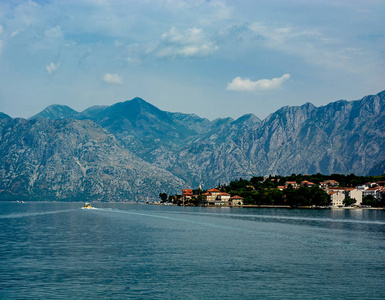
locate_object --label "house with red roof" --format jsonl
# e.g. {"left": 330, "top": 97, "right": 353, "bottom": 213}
{"left": 182, "top": 189, "right": 193, "bottom": 200}
{"left": 285, "top": 181, "right": 298, "bottom": 188}
{"left": 229, "top": 195, "right": 244, "bottom": 206}
{"left": 300, "top": 180, "right": 315, "bottom": 187}
{"left": 202, "top": 189, "right": 233, "bottom": 206}
{"left": 326, "top": 180, "right": 339, "bottom": 187}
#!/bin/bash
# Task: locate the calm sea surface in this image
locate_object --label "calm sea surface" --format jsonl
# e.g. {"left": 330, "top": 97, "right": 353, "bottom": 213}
{"left": 1, "top": 202, "right": 385, "bottom": 299}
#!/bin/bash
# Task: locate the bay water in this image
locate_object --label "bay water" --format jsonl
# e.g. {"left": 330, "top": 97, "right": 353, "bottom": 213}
{"left": 1, "top": 202, "right": 384, "bottom": 299}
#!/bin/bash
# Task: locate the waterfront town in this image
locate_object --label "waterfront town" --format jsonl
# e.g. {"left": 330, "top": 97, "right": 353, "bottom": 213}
{"left": 157, "top": 175, "right": 385, "bottom": 208}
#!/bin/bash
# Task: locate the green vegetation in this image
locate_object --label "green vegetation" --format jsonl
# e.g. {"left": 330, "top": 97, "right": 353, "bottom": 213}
{"left": 343, "top": 197, "right": 356, "bottom": 207}
{"left": 221, "top": 177, "right": 329, "bottom": 207}
{"left": 362, "top": 195, "right": 385, "bottom": 207}
{"left": 158, "top": 193, "right": 168, "bottom": 202}
{"left": 160, "top": 173, "right": 385, "bottom": 207}
{"left": 220, "top": 173, "right": 384, "bottom": 207}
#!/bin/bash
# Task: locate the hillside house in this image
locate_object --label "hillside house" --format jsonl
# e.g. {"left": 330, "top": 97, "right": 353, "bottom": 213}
{"left": 300, "top": 180, "right": 315, "bottom": 187}
{"left": 326, "top": 180, "right": 339, "bottom": 187}
{"left": 285, "top": 181, "right": 298, "bottom": 188}
{"left": 320, "top": 180, "right": 339, "bottom": 189}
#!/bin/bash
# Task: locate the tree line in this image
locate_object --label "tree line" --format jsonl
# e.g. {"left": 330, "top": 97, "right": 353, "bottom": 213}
{"left": 159, "top": 173, "right": 385, "bottom": 207}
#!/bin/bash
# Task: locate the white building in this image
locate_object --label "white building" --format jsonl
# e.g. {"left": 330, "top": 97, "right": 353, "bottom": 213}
{"left": 328, "top": 187, "right": 363, "bottom": 206}
{"left": 229, "top": 196, "right": 244, "bottom": 206}
{"left": 330, "top": 191, "right": 345, "bottom": 207}
{"left": 363, "top": 187, "right": 385, "bottom": 200}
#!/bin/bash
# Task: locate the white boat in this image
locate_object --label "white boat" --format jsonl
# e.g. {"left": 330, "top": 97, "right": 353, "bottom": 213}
{"left": 83, "top": 202, "right": 93, "bottom": 209}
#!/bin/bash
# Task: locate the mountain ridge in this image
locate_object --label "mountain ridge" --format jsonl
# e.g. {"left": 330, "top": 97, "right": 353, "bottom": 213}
{"left": 1, "top": 90, "right": 384, "bottom": 201}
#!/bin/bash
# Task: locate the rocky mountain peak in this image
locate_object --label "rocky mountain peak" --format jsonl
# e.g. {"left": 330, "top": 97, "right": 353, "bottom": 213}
{"left": 30, "top": 104, "right": 79, "bottom": 120}
{"left": 233, "top": 113, "right": 261, "bottom": 126}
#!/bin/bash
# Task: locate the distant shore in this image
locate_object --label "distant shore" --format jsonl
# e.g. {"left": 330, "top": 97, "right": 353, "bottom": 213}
{"left": 149, "top": 202, "right": 384, "bottom": 210}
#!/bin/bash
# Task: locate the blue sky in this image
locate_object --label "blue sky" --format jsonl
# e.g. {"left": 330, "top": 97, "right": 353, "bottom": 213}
{"left": 0, "top": 0, "right": 384, "bottom": 120}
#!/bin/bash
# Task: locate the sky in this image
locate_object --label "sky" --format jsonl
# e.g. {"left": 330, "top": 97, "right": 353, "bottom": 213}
{"left": 0, "top": 0, "right": 384, "bottom": 120}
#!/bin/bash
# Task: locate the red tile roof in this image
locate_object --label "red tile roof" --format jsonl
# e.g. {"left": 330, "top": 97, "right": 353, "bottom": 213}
{"left": 329, "top": 187, "right": 354, "bottom": 191}
{"left": 207, "top": 188, "right": 220, "bottom": 192}
{"left": 327, "top": 180, "right": 339, "bottom": 184}
{"left": 230, "top": 195, "right": 244, "bottom": 200}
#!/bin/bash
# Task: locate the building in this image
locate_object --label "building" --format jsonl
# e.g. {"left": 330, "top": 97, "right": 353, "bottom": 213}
{"left": 320, "top": 180, "right": 339, "bottom": 189}
{"left": 328, "top": 187, "right": 363, "bottom": 206}
{"left": 330, "top": 191, "right": 345, "bottom": 207}
{"left": 319, "top": 182, "right": 328, "bottom": 189}
{"left": 202, "top": 188, "right": 221, "bottom": 204}
{"left": 300, "top": 180, "right": 315, "bottom": 187}
{"left": 229, "top": 195, "right": 244, "bottom": 206}
{"left": 213, "top": 192, "right": 230, "bottom": 205}
{"left": 363, "top": 186, "right": 385, "bottom": 200}
{"left": 202, "top": 189, "right": 240, "bottom": 206}
{"left": 285, "top": 181, "right": 298, "bottom": 189}
{"left": 182, "top": 189, "right": 193, "bottom": 200}
{"left": 326, "top": 180, "right": 339, "bottom": 187}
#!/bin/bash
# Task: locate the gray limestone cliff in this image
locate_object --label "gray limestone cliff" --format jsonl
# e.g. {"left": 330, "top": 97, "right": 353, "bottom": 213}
{"left": 0, "top": 118, "right": 185, "bottom": 201}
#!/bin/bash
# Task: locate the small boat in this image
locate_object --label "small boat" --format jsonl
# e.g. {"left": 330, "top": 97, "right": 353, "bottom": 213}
{"left": 83, "top": 202, "right": 92, "bottom": 209}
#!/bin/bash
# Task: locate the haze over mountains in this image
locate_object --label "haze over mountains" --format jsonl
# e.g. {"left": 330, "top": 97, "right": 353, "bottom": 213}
{"left": 1, "top": 91, "right": 384, "bottom": 201}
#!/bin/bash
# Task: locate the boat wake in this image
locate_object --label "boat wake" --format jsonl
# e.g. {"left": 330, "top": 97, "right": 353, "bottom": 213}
{"left": 0, "top": 209, "right": 78, "bottom": 219}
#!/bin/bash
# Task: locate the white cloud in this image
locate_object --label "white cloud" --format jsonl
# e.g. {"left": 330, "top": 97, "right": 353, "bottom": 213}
{"left": 46, "top": 62, "right": 60, "bottom": 74}
{"left": 103, "top": 73, "right": 122, "bottom": 85}
{"left": 247, "top": 22, "right": 374, "bottom": 73}
{"left": 150, "top": 27, "right": 218, "bottom": 58}
{"left": 227, "top": 74, "right": 291, "bottom": 92}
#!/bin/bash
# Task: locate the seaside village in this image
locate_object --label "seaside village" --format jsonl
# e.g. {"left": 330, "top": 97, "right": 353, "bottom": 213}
{"left": 179, "top": 179, "right": 385, "bottom": 207}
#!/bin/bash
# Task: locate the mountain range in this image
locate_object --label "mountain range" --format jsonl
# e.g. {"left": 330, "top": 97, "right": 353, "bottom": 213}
{"left": 1, "top": 90, "right": 384, "bottom": 201}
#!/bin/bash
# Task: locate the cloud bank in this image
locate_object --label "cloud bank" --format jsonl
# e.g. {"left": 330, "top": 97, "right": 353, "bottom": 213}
{"left": 227, "top": 74, "right": 291, "bottom": 92}
{"left": 103, "top": 73, "right": 122, "bottom": 85}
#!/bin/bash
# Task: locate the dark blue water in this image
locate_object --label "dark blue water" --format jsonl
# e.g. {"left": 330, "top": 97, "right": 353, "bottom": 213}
{"left": 1, "top": 202, "right": 385, "bottom": 299}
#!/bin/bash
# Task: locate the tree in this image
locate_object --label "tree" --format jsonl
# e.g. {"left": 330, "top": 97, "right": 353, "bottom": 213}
{"left": 362, "top": 195, "right": 378, "bottom": 207}
{"left": 343, "top": 197, "right": 356, "bottom": 207}
{"left": 309, "top": 186, "right": 330, "bottom": 206}
{"left": 250, "top": 176, "right": 264, "bottom": 186}
{"left": 159, "top": 192, "right": 168, "bottom": 202}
